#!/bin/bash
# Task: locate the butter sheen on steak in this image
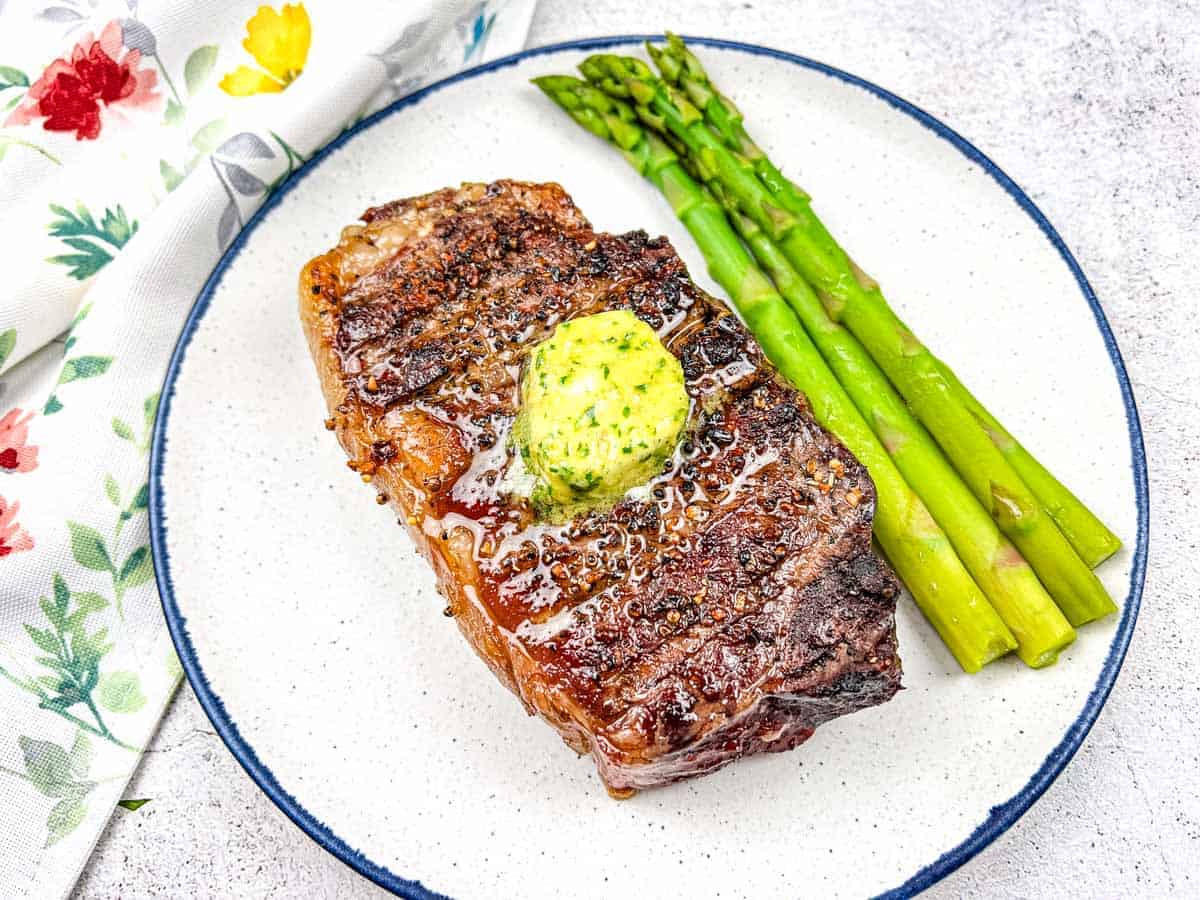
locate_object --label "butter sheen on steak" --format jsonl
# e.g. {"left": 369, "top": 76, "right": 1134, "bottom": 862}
{"left": 299, "top": 180, "right": 902, "bottom": 795}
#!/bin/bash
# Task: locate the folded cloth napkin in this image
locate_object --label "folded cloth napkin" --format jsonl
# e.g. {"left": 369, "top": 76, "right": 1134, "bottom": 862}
{"left": 0, "top": 1, "right": 536, "bottom": 894}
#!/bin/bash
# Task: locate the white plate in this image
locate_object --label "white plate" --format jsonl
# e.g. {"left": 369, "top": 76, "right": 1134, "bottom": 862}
{"left": 151, "top": 37, "right": 1148, "bottom": 899}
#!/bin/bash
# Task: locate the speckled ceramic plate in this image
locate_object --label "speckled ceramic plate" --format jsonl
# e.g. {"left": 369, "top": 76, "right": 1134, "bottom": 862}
{"left": 150, "top": 36, "right": 1148, "bottom": 900}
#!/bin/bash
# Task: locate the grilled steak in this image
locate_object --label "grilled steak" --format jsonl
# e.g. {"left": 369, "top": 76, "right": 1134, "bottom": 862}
{"left": 299, "top": 180, "right": 901, "bottom": 795}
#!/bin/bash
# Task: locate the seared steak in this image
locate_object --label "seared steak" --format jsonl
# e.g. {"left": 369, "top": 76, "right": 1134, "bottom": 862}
{"left": 299, "top": 180, "right": 901, "bottom": 795}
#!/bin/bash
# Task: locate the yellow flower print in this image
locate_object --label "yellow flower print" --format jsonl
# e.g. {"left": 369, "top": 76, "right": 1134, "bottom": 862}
{"left": 219, "top": 3, "right": 311, "bottom": 96}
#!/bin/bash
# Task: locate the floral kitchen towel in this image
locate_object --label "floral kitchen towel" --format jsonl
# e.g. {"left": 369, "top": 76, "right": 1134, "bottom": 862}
{"left": 0, "top": 1, "right": 536, "bottom": 895}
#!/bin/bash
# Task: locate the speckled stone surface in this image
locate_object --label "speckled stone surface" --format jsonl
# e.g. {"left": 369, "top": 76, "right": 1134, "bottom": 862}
{"left": 72, "top": 1, "right": 1198, "bottom": 897}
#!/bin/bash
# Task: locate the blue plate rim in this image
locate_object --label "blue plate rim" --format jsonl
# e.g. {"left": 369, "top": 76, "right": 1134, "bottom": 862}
{"left": 149, "top": 34, "right": 1150, "bottom": 900}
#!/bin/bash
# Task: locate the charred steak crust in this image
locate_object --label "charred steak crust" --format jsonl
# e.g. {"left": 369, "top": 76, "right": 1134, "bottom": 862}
{"left": 299, "top": 180, "right": 901, "bottom": 795}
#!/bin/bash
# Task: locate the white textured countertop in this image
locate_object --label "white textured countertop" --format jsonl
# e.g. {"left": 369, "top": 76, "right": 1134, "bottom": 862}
{"left": 73, "top": 1, "right": 1198, "bottom": 896}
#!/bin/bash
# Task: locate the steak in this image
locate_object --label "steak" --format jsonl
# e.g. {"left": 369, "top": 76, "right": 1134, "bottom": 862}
{"left": 299, "top": 180, "right": 901, "bottom": 795}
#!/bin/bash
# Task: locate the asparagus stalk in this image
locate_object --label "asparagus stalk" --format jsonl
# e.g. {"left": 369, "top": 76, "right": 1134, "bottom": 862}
{"left": 933, "top": 362, "right": 1121, "bottom": 567}
{"left": 652, "top": 34, "right": 1121, "bottom": 569}
{"left": 715, "top": 193, "right": 1074, "bottom": 667}
{"left": 580, "top": 53, "right": 1117, "bottom": 628}
{"left": 534, "top": 75, "right": 1017, "bottom": 672}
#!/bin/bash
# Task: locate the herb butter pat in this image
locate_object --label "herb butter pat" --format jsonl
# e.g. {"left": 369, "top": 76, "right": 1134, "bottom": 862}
{"left": 514, "top": 309, "right": 688, "bottom": 516}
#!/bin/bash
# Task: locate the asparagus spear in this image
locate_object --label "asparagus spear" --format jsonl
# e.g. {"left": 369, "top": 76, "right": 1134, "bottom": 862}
{"left": 652, "top": 33, "right": 1121, "bottom": 569}
{"left": 534, "top": 75, "right": 1017, "bottom": 672}
{"left": 580, "top": 53, "right": 1117, "bottom": 627}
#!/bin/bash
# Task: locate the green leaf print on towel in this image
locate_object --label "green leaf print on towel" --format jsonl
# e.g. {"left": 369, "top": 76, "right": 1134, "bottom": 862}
{"left": 66, "top": 396, "right": 157, "bottom": 615}
{"left": 43, "top": 305, "right": 116, "bottom": 416}
{"left": 46, "top": 202, "right": 139, "bottom": 281}
{"left": 0, "top": 731, "right": 98, "bottom": 847}
{"left": 0, "top": 328, "right": 15, "bottom": 371}
{"left": 97, "top": 672, "right": 147, "bottom": 714}
{"left": 184, "top": 45, "right": 218, "bottom": 96}
{"left": 0, "top": 571, "right": 137, "bottom": 751}
{"left": 66, "top": 522, "right": 113, "bottom": 572}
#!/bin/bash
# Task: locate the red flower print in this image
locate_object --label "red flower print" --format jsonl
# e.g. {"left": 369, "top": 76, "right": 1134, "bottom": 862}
{"left": 0, "top": 496, "right": 33, "bottom": 557}
{"left": 5, "top": 21, "right": 160, "bottom": 140}
{"left": 0, "top": 409, "right": 38, "bottom": 474}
